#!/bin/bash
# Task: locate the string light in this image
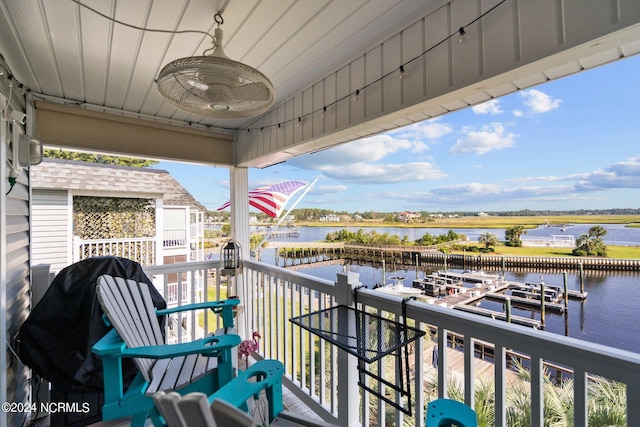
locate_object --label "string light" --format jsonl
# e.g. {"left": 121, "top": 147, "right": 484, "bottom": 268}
{"left": 458, "top": 27, "right": 469, "bottom": 44}
{"left": 243, "top": 0, "right": 507, "bottom": 134}
{"left": 297, "top": 117, "right": 301, "bottom": 127}
{"left": 399, "top": 65, "right": 408, "bottom": 79}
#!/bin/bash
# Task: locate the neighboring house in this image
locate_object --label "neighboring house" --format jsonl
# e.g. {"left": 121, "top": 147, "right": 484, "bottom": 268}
{"left": 397, "top": 211, "right": 419, "bottom": 222}
{"left": 31, "top": 158, "right": 208, "bottom": 306}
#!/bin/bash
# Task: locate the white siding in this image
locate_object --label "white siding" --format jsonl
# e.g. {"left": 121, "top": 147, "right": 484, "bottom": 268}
{"left": 1, "top": 96, "right": 31, "bottom": 426}
{"left": 32, "top": 189, "right": 70, "bottom": 273}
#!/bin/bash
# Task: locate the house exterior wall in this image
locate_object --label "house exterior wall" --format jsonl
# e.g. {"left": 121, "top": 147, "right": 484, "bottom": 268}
{"left": 32, "top": 189, "right": 70, "bottom": 273}
{"left": 1, "top": 92, "right": 31, "bottom": 426}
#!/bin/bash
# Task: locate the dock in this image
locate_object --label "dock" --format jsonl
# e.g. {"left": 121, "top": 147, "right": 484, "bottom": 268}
{"left": 484, "top": 292, "right": 565, "bottom": 313}
{"left": 378, "top": 271, "right": 586, "bottom": 329}
{"left": 453, "top": 304, "right": 542, "bottom": 328}
{"left": 272, "top": 241, "right": 640, "bottom": 272}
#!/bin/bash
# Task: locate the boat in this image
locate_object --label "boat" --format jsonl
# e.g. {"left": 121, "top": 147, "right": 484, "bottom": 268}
{"left": 412, "top": 276, "right": 447, "bottom": 297}
{"left": 375, "top": 276, "right": 424, "bottom": 297}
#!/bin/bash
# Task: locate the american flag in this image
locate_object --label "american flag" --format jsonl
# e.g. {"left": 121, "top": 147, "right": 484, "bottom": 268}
{"left": 217, "top": 181, "right": 307, "bottom": 218}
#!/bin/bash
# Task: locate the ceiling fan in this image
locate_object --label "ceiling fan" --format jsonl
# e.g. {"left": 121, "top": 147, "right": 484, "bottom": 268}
{"left": 157, "top": 13, "right": 275, "bottom": 119}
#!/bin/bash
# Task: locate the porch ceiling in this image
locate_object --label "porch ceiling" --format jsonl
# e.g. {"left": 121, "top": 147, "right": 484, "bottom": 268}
{"left": 1, "top": 0, "right": 640, "bottom": 167}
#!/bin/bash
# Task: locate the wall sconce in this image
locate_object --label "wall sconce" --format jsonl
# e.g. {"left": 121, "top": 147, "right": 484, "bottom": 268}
{"left": 18, "top": 134, "right": 43, "bottom": 167}
{"left": 221, "top": 239, "right": 242, "bottom": 276}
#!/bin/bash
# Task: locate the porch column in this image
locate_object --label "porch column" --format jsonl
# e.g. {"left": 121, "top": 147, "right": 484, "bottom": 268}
{"left": 155, "top": 198, "right": 163, "bottom": 266}
{"left": 336, "top": 272, "right": 361, "bottom": 427}
{"left": 229, "top": 167, "right": 249, "bottom": 337}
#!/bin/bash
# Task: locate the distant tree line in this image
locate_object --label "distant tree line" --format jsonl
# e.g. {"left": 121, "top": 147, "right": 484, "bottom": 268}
{"left": 288, "top": 208, "right": 640, "bottom": 221}
{"left": 45, "top": 149, "right": 158, "bottom": 168}
{"left": 485, "top": 208, "right": 640, "bottom": 216}
{"left": 325, "top": 229, "right": 464, "bottom": 246}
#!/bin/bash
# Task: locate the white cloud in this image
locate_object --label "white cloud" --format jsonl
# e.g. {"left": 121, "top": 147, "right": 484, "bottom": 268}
{"left": 310, "top": 185, "right": 348, "bottom": 195}
{"left": 519, "top": 89, "right": 561, "bottom": 114}
{"left": 449, "top": 123, "right": 517, "bottom": 155}
{"left": 288, "top": 132, "right": 444, "bottom": 184}
{"left": 472, "top": 99, "right": 503, "bottom": 115}
{"left": 291, "top": 134, "right": 415, "bottom": 168}
{"left": 575, "top": 157, "right": 640, "bottom": 191}
{"left": 317, "top": 161, "right": 446, "bottom": 184}
{"left": 393, "top": 119, "right": 453, "bottom": 140}
{"left": 510, "top": 157, "right": 640, "bottom": 190}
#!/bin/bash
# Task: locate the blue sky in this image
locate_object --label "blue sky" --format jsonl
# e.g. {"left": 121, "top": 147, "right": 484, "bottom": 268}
{"left": 155, "top": 55, "right": 640, "bottom": 214}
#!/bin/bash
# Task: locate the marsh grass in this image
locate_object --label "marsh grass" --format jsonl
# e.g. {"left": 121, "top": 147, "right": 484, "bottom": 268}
{"left": 424, "top": 362, "right": 627, "bottom": 427}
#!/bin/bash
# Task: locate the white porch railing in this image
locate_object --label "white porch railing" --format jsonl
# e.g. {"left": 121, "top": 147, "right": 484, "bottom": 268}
{"left": 145, "top": 261, "right": 223, "bottom": 344}
{"left": 143, "top": 259, "right": 640, "bottom": 426}
{"left": 163, "top": 228, "right": 187, "bottom": 248}
{"left": 73, "top": 236, "right": 156, "bottom": 265}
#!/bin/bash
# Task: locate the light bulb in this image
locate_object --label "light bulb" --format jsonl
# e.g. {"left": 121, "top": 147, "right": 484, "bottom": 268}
{"left": 352, "top": 89, "right": 360, "bottom": 102}
{"left": 399, "top": 65, "right": 408, "bottom": 79}
{"left": 459, "top": 27, "right": 469, "bottom": 44}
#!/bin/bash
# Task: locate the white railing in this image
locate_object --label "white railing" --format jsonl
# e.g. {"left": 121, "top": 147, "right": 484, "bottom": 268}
{"left": 142, "top": 259, "right": 640, "bottom": 426}
{"left": 144, "top": 261, "right": 225, "bottom": 344}
{"left": 163, "top": 228, "right": 187, "bottom": 247}
{"left": 73, "top": 236, "right": 156, "bottom": 265}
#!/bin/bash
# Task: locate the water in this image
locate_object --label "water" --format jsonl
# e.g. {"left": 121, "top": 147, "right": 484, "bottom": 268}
{"left": 252, "top": 224, "right": 640, "bottom": 353}
{"left": 274, "top": 223, "right": 640, "bottom": 246}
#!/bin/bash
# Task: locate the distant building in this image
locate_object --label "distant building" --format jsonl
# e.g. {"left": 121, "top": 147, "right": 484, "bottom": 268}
{"left": 477, "top": 212, "right": 489, "bottom": 217}
{"left": 398, "top": 211, "right": 420, "bottom": 222}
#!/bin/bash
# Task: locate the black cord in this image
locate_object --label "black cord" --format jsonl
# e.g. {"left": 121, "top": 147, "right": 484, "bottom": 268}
{"left": 6, "top": 176, "right": 16, "bottom": 196}
{"left": 70, "top": 0, "right": 215, "bottom": 44}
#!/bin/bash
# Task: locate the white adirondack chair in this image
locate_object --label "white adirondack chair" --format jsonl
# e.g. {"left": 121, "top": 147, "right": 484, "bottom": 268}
{"left": 92, "top": 274, "right": 241, "bottom": 427}
{"left": 153, "top": 391, "right": 255, "bottom": 427}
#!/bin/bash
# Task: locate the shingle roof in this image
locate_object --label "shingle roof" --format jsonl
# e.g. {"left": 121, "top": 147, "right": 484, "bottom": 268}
{"left": 31, "top": 158, "right": 207, "bottom": 212}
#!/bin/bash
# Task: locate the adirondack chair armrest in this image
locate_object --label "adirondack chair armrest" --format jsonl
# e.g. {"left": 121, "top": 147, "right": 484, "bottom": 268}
{"left": 92, "top": 328, "right": 126, "bottom": 356}
{"left": 156, "top": 298, "right": 239, "bottom": 327}
{"left": 120, "top": 333, "right": 241, "bottom": 359}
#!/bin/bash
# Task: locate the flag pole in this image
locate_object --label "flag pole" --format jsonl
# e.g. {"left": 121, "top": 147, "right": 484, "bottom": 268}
{"left": 253, "top": 178, "right": 318, "bottom": 255}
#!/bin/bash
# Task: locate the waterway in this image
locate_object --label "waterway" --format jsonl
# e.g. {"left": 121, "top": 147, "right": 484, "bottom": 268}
{"left": 251, "top": 224, "right": 640, "bottom": 354}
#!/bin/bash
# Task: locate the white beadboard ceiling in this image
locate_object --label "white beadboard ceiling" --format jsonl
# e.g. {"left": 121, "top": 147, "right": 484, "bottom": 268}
{"left": 0, "top": 0, "right": 437, "bottom": 129}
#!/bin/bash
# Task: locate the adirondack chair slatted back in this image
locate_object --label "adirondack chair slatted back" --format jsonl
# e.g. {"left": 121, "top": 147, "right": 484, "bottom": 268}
{"left": 97, "top": 274, "right": 165, "bottom": 383}
{"left": 153, "top": 391, "right": 256, "bottom": 427}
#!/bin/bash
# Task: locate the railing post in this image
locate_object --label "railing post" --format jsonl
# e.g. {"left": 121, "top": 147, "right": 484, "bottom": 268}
{"left": 336, "top": 272, "right": 361, "bottom": 427}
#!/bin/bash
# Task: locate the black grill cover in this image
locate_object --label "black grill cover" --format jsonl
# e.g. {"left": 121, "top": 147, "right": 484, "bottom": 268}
{"left": 16, "top": 256, "right": 166, "bottom": 390}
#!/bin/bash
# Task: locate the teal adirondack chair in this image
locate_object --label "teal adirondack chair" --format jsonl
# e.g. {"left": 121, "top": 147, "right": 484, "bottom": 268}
{"left": 426, "top": 398, "right": 478, "bottom": 427}
{"left": 91, "top": 274, "right": 241, "bottom": 427}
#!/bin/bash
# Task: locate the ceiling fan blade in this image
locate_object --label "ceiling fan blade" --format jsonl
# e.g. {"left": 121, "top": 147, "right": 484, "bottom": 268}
{"left": 230, "top": 83, "right": 271, "bottom": 102}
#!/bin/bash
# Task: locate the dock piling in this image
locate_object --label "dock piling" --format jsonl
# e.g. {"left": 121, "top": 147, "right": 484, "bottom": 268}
{"left": 540, "top": 278, "right": 546, "bottom": 327}
{"left": 579, "top": 262, "right": 585, "bottom": 294}
{"left": 506, "top": 297, "right": 512, "bottom": 323}
{"left": 563, "top": 271, "right": 569, "bottom": 311}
